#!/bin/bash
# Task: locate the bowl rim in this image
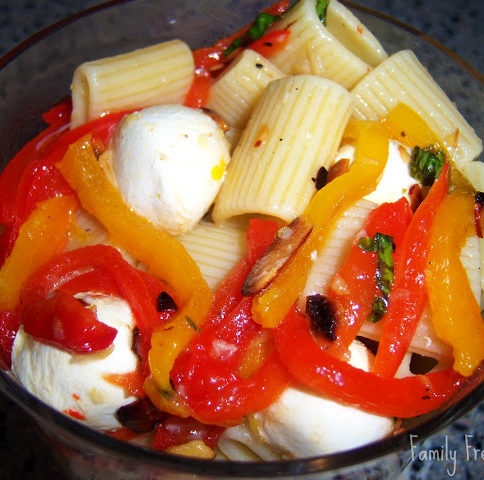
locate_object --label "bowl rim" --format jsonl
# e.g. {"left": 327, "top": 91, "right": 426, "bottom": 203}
{"left": 1, "top": 0, "right": 483, "bottom": 81}
{"left": 0, "top": 0, "right": 483, "bottom": 476}
{"left": 1, "top": 367, "right": 482, "bottom": 476}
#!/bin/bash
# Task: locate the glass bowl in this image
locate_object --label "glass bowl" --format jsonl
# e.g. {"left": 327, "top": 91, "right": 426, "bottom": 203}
{"left": 0, "top": 1, "right": 482, "bottom": 479}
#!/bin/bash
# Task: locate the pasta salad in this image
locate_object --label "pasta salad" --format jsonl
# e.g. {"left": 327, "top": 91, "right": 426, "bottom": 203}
{"left": 0, "top": 0, "right": 483, "bottom": 460}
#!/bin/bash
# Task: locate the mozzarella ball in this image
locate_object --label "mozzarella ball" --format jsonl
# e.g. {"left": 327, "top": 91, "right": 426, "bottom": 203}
{"left": 218, "top": 341, "right": 394, "bottom": 460}
{"left": 250, "top": 341, "right": 394, "bottom": 457}
{"left": 110, "top": 104, "right": 231, "bottom": 236}
{"left": 12, "top": 294, "right": 139, "bottom": 431}
{"left": 335, "top": 140, "right": 416, "bottom": 205}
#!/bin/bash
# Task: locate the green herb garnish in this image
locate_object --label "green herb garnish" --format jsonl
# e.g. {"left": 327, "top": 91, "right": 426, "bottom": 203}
{"left": 223, "top": 12, "right": 279, "bottom": 57}
{"left": 410, "top": 146, "right": 445, "bottom": 186}
{"left": 316, "top": 0, "right": 330, "bottom": 24}
{"left": 359, "top": 232, "right": 395, "bottom": 323}
{"left": 185, "top": 316, "right": 200, "bottom": 331}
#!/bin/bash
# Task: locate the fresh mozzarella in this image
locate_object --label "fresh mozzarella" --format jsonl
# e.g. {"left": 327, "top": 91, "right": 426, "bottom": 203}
{"left": 335, "top": 139, "right": 417, "bottom": 205}
{"left": 11, "top": 294, "right": 139, "bottom": 431}
{"left": 218, "top": 341, "right": 394, "bottom": 459}
{"left": 110, "top": 104, "right": 231, "bottom": 236}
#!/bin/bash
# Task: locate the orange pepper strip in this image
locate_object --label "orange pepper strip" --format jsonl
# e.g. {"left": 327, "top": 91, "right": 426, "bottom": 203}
{"left": 251, "top": 120, "right": 389, "bottom": 328}
{"left": 56, "top": 136, "right": 212, "bottom": 398}
{"left": 0, "top": 195, "right": 76, "bottom": 311}
{"left": 426, "top": 193, "right": 484, "bottom": 376}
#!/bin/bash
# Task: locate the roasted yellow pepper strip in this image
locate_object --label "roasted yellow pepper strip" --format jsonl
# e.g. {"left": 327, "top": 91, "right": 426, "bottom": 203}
{"left": 382, "top": 102, "right": 475, "bottom": 192}
{"left": 252, "top": 120, "right": 389, "bottom": 328}
{"left": 0, "top": 195, "right": 76, "bottom": 310}
{"left": 57, "top": 136, "right": 212, "bottom": 398}
{"left": 426, "top": 192, "right": 484, "bottom": 376}
{"left": 381, "top": 102, "right": 441, "bottom": 149}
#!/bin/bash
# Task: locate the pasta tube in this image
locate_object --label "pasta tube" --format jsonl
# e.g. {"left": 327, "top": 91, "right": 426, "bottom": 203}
{"left": 70, "top": 40, "right": 194, "bottom": 127}
{"left": 212, "top": 75, "right": 352, "bottom": 223}
{"left": 301, "top": 198, "right": 376, "bottom": 303}
{"left": 359, "top": 310, "right": 453, "bottom": 363}
{"left": 205, "top": 49, "right": 284, "bottom": 131}
{"left": 325, "top": 0, "right": 388, "bottom": 67}
{"left": 179, "top": 220, "right": 247, "bottom": 291}
{"left": 266, "top": 0, "right": 373, "bottom": 89}
{"left": 351, "top": 49, "right": 483, "bottom": 187}
{"left": 460, "top": 234, "right": 482, "bottom": 307}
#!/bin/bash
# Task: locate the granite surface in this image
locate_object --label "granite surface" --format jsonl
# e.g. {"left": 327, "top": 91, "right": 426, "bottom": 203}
{"left": 0, "top": 1, "right": 482, "bottom": 479}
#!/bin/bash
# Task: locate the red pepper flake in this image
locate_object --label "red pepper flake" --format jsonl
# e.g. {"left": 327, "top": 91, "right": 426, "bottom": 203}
{"left": 474, "top": 192, "right": 484, "bottom": 238}
{"left": 64, "top": 409, "right": 86, "bottom": 420}
{"left": 253, "top": 124, "right": 269, "bottom": 148}
{"left": 72, "top": 393, "right": 81, "bottom": 401}
{"left": 357, "top": 25, "right": 364, "bottom": 35}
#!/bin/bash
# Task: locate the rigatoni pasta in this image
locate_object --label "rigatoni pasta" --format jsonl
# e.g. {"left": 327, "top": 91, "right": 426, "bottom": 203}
{"left": 351, "top": 49, "right": 483, "bottom": 187}
{"left": 212, "top": 74, "right": 352, "bottom": 223}
{"left": 266, "top": 0, "right": 374, "bottom": 89}
{"left": 325, "top": 0, "right": 388, "bottom": 67}
{"left": 460, "top": 235, "right": 482, "bottom": 305}
{"left": 359, "top": 310, "right": 453, "bottom": 363}
{"left": 179, "top": 220, "right": 247, "bottom": 290}
{"left": 70, "top": 39, "right": 194, "bottom": 128}
{"left": 300, "top": 198, "right": 376, "bottom": 303}
{"left": 205, "top": 49, "right": 284, "bottom": 135}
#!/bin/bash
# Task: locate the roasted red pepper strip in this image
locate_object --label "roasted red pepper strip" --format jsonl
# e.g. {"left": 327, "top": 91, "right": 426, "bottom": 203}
{"left": 210, "top": 218, "right": 280, "bottom": 323}
{"left": 194, "top": 0, "right": 290, "bottom": 69}
{"left": 0, "top": 99, "right": 71, "bottom": 225}
{"left": 20, "top": 245, "right": 160, "bottom": 359}
{"left": 144, "top": 219, "right": 280, "bottom": 418}
{"left": 0, "top": 101, "right": 126, "bottom": 226}
{"left": 21, "top": 289, "right": 118, "bottom": 353}
{"left": 0, "top": 310, "right": 20, "bottom": 370}
{"left": 184, "top": 28, "right": 289, "bottom": 108}
{"left": 184, "top": 71, "right": 212, "bottom": 109}
{"left": 171, "top": 296, "right": 291, "bottom": 426}
{"left": 326, "top": 197, "right": 412, "bottom": 356}
{"left": 249, "top": 29, "right": 290, "bottom": 57}
{"left": 169, "top": 219, "right": 289, "bottom": 425}
{"left": 185, "top": 0, "right": 291, "bottom": 108}
{"left": 261, "top": 0, "right": 290, "bottom": 17}
{"left": 474, "top": 192, "right": 484, "bottom": 238}
{"left": 42, "top": 99, "right": 73, "bottom": 125}
{"left": 373, "top": 162, "right": 450, "bottom": 378}
{"left": 0, "top": 106, "right": 129, "bottom": 265}
{"left": 274, "top": 308, "right": 466, "bottom": 418}
{"left": 153, "top": 415, "right": 225, "bottom": 451}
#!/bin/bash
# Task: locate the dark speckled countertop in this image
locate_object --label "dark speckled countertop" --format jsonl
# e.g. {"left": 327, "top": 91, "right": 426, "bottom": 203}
{"left": 0, "top": 1, "right": 482, "bottom": 479}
